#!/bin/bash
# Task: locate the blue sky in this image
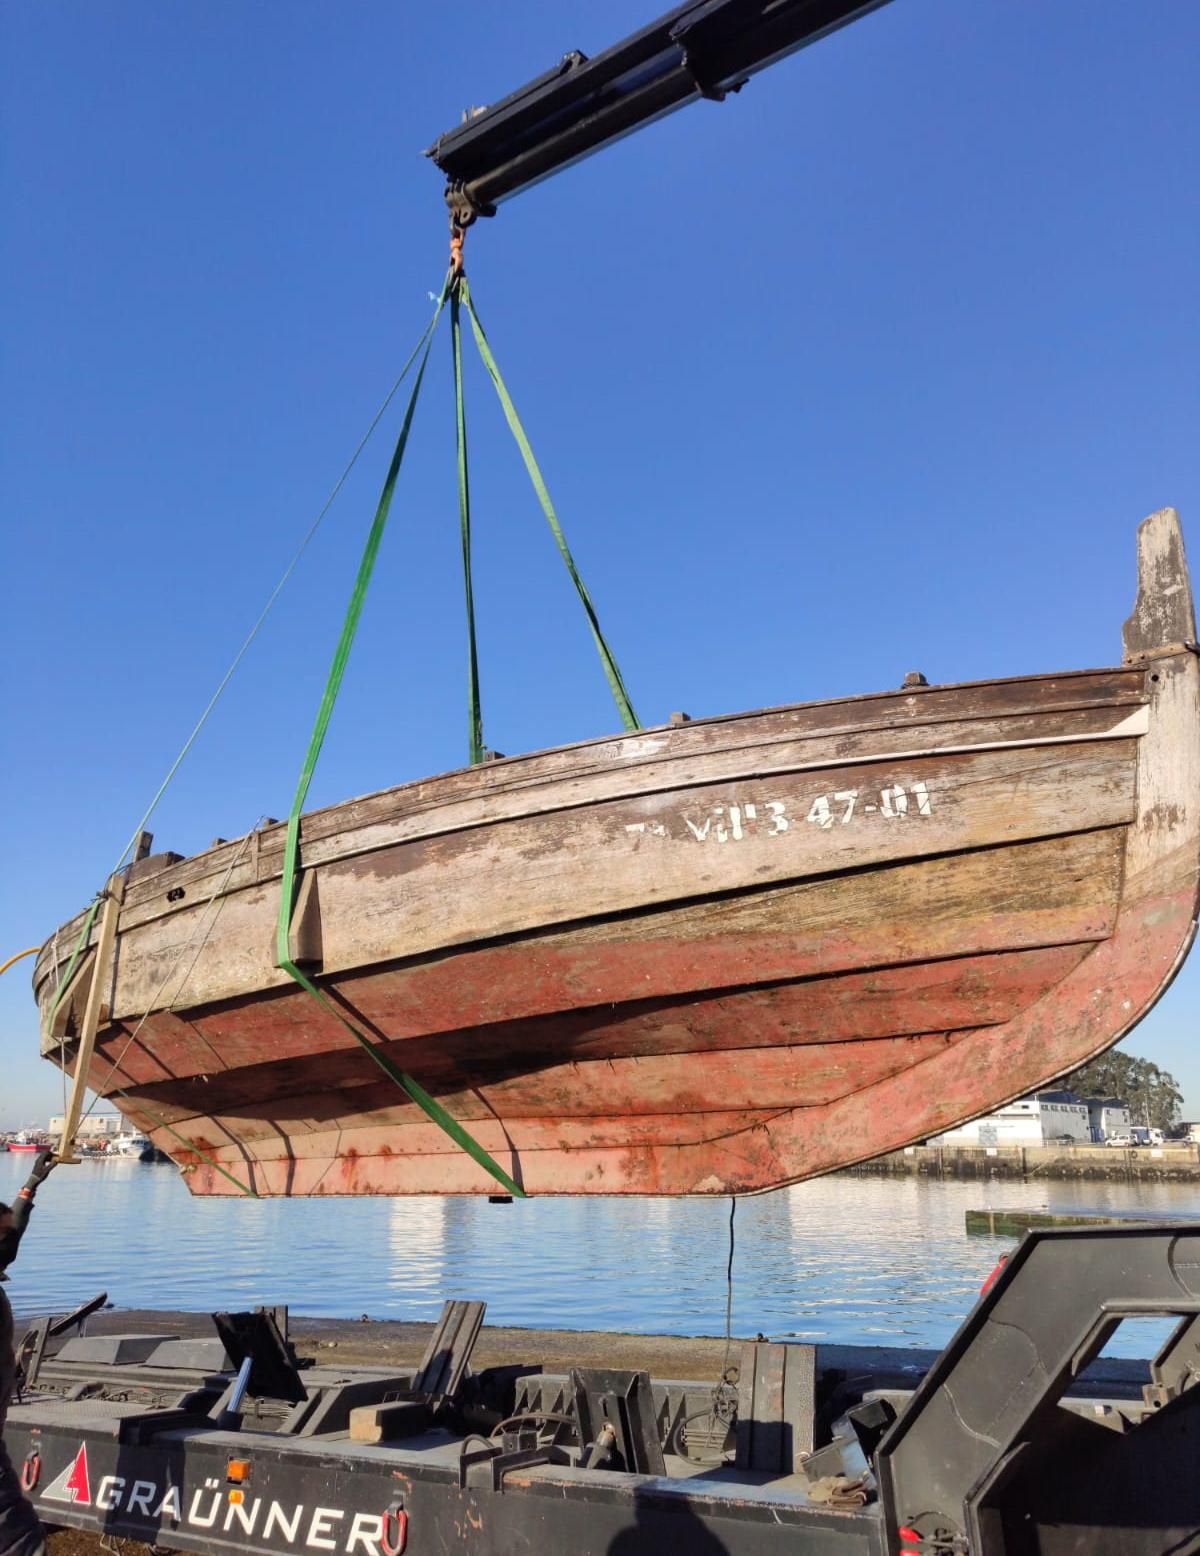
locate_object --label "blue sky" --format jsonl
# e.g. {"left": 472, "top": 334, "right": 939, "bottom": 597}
{"left": 2, "top": 0, "right": 1198, "bottom": 1128}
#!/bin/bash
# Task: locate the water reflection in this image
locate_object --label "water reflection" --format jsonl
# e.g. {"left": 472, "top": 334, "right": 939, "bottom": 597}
{"left": 383, "top": 1197, "right": 450, "bottom": 1314}
{"left": 2, "top": 1154, "right": 1194, "bottom": 1358}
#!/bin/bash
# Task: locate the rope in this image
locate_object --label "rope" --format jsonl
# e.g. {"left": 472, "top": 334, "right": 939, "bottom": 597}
{"left": 273, "top": 280, "right": 525, "bottom": 1200}
{"left": 83, "top": 825, "right": 262, "bottom": 1117}
{"left": 722, "top": 1195, "right": 737, "bottom": 1376}
{"left": 667, "top": 1197, "right": 740, "bottom": 1466}
{"left": 451, "top": 286, "right": 485, "bottom": 765}
{"left": 37, "top": 262, "right": 636, "bottom": 1204}
{"left": 33, "top": 289, "right": 449, "bottom": 1094}
{"left": 459, "top": 278, "right": 640, "bottom": 733}
{"left": 107, "top": 310, "right": 445, "bottom": 878}
{"left": 139, "top": 1111, "right": 260, "bottom": 1198}
{"left": 74, "top": 823, "right": 267, "bottom": 1198}
{"left": 274, "top": 288, "right": 447, "bottom": 944}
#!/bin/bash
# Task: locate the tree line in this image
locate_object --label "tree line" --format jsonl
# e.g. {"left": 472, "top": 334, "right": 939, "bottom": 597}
{"left": 1061, "top": 1051, "right": 1184, "bottom": 1133}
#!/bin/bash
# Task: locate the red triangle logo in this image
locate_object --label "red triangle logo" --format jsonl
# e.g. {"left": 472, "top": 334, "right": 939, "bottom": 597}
{"left": 43, "top": 1445, "right": 91, "bottom": 1505}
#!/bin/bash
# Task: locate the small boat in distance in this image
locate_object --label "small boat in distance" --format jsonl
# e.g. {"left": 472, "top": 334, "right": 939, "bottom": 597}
{"left": 6, "top": 1132, "right": 49, "bottom": 1153}
{"left": 33, "top": 510, "right": 1200, "bottom": 1198}
{"left": 109, "top": 1132, "right": 154, "bottom": 1160}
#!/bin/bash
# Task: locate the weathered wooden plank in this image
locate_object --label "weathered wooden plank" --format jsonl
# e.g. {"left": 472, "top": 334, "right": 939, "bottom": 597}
{"left": 54, "top": 876, "right": 124, "bottom": 1163}
{"left": 102, "top": 1028, "right": 977, "bottom": 1129}
{"left": 264, "top": 699, "right": 1149, "bottom": 879}
{"left": 1123, "top": 508, "right": 1197, "bottom": 657}
{"left": 94, "top": 941, "right": 1086, "bottom": 1111}
{"left": 142, "top": 941, "right": 1200, "bottom": 1197}
{"left": 45, "top": 944, "right": 96, "bottom": 1042}
{"left": 117, "top": 693, "right": 1147, "bottom": 927}
{"left": 34, "top": 670, "right": 1147, "bottom": 971}
{"left": 152, "top": 852, "right": 1198, "bottom": 1196}
{"left": 76, "top": 827, "right": 1119, "bottom": 1082}
{"left": 91, "top": 739, "right": 1135, "bottom": 1022}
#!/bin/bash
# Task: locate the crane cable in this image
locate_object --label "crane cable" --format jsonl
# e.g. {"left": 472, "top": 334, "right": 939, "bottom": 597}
{"left": 273, "top": 275, "right": 526, "bottom": 1199}
{"left": 14, "top": 290, "right": 455, "bottom": 1159}
{"left": 33, "top": 236, "right": 642, "bottom": 1202}
{"left": 106, "top": 324, "right": 448, "bottom": 881}
{"left": 275, "top": 238, "right": 644, "bottom": 1197}
{"left": 456, "top": 273, "right": 640, "bottom": 741}
{"left": 450, "top": 282, "right": 484, "bottom": 766}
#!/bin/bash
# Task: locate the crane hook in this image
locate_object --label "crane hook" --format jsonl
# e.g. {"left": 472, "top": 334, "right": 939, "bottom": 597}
{"left": 449, "top": 221, "right": 466, "bottom": 286}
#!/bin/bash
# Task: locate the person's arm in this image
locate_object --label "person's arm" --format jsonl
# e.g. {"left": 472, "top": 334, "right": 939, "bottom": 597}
{"left": 6, "top": 1150, "right": 55, "bottom": 1249}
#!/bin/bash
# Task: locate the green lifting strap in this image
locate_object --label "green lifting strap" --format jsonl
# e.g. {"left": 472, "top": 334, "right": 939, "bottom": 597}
{"left": 459, "top": 278, "right": 640, "bottom": 733}
{"left": 274, "top": 280, "right": 525, "bottom": 1200}
{"left": 451, "top": 287, "right": 485, "bottom": 766}
{"left": 46, "top": 897, "right": 102, "bottom": 1026}
{"left": 140, "top": 1103, "right": 260, "bottom": 1198}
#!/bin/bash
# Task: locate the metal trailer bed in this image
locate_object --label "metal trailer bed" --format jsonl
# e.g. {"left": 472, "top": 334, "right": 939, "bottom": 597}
{"left": 7, "top": 1226, "right": 1200, "bottom": 1556}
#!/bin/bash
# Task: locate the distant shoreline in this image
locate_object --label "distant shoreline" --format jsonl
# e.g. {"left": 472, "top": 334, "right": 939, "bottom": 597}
{"left": 848, "top": 1142, "right": 1200, "bottom": 1181}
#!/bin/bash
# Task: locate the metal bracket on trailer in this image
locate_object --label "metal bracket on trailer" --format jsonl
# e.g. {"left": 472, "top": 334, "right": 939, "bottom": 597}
{"left": 875, "top": 1224, "right": 1200, "bottom": 1555}
{"left": 12, "top": 1237, "right": 1200, "bottom": 1556}
{"left": 15, "top": 1292, "right": 108, "bottom": 1396}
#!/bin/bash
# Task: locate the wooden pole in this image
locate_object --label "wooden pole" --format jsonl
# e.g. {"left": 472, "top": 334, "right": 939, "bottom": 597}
{"left": 55, "top": 875, "right": 124, "bottom": 1165}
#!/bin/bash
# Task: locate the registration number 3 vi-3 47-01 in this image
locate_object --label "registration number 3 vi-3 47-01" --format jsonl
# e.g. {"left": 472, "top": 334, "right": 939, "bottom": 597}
{"left": 625, "top": 781, "right": 934, "bottom": 844}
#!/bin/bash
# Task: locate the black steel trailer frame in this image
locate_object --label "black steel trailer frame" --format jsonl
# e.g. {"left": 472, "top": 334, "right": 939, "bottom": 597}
{"left": 7, "top": 1227, "right": 1200, "bottom": 1556}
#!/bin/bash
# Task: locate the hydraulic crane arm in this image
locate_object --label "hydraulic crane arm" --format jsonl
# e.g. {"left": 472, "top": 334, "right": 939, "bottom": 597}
{"left": 427, "top": 0, "right": 892, "bottom": 224}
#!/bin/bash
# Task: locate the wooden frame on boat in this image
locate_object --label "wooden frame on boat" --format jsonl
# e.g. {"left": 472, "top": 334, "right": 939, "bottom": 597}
{"left": 35, "top": 508, "right": 1199, "bottom": 1197}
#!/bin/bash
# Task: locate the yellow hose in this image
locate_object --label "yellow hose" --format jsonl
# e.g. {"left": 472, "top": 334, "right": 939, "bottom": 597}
{"left": 0, "top": 946, "right": 40, "bottom": 978}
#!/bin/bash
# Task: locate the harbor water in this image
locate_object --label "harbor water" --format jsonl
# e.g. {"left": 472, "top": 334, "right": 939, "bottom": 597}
{"left": 2, "top": 1154, "right": 1195, "bottom": 1356}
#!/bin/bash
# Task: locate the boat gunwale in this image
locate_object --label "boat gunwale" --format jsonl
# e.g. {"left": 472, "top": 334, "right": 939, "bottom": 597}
{"left": 35, "top": 736, "right": 1142, "bottom": 1038}
{"left": 33, "top": 667, "right": 1152, "bottom": 993}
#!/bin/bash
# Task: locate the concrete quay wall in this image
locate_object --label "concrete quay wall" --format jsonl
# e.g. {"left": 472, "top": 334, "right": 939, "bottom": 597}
{"left": 847, "top": 1142, "right": 1200, "bottom": 1181}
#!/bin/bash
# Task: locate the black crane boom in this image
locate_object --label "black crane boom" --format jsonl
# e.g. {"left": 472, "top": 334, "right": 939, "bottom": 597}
{"left": 427, "top": 0, "right": 892, "bottom": 223}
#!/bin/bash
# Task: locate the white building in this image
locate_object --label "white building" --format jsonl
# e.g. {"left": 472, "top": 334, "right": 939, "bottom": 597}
{"left": 932, "top": 1090, "right": 1090, "bottom": 1147}
{"left": 46, "top": 1113, "right": 122, "bottom": 1140}
{"left": 1085, "top": 1098, "right": 1132, "bottom": 1142}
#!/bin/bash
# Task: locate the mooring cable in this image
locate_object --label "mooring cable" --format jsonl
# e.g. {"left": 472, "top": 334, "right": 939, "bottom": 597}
{"left": 723, "top": 1194, "right": 737, "bottom": 1373}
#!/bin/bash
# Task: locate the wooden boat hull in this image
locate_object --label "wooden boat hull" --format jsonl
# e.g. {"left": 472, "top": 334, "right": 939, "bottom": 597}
{"left": 34, "top": 510, "right": 1200, "bottom": 1196}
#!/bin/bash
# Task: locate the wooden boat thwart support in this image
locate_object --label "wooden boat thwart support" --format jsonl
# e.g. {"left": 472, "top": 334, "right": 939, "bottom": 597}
{"left": 33, "top": 509, "right": 1200, "bottom": 1198}
{"left": 51, "top": 875, "right": 123, "bottom": 1167}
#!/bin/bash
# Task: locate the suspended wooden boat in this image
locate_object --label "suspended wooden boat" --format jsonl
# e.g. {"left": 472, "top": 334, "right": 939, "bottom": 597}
{"left": 35, "top": 509, "right": 1199, "bottom": 1197}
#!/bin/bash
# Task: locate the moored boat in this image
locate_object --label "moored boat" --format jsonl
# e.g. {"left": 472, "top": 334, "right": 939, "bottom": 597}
{"left": 34, "top": 509, "right": 1200, "bottom": 1198}
{"left": 108, "top": 1131, "right": 154, "bottom": 1160}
